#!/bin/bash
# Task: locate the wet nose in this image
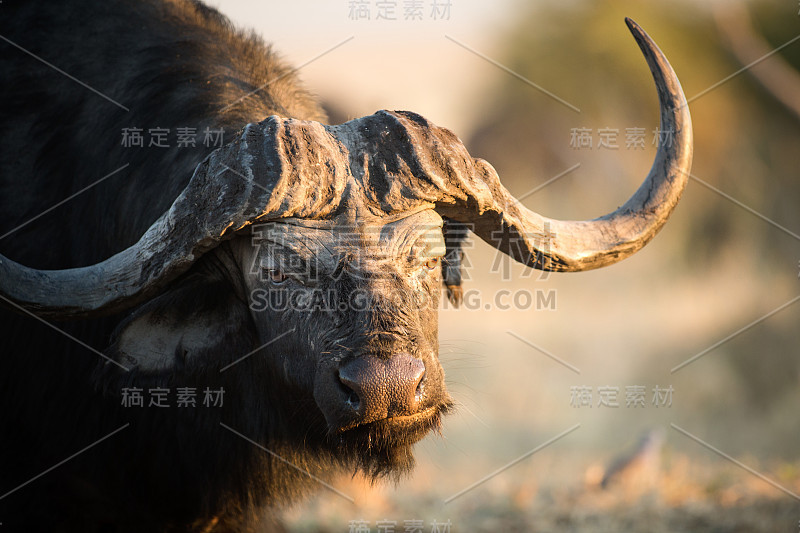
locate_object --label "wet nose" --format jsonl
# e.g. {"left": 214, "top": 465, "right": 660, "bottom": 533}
{"left": 337, "top": 354, "right": 426, "bottom": 425}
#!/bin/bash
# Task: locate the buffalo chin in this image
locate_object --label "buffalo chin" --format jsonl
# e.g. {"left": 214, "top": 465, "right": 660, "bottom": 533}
{"left": 332, "top": 402, "right": 452, "bottom": 481}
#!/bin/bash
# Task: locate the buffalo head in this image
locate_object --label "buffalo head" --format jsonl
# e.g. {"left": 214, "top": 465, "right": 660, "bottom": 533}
{"left": 0, "top": 20, "right": 692, "bottom": 477}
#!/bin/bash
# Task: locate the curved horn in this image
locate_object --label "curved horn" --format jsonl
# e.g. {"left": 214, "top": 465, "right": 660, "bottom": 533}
{"left": 0, "top": 117, "right": 350, "bottom": 319}
{"left": 372, "top": 19, "right": 692, "bottom": 272}
{"left": 473, "top": 18, "right": 692, "bottom": 272}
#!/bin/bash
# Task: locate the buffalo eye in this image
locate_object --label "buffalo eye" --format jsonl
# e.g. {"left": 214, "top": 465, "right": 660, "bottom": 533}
{"left": 424, "top": 257, "right": 440, "bottom": 270}
{"left": 265, "top": 268, "right": 288, "bottom": 284}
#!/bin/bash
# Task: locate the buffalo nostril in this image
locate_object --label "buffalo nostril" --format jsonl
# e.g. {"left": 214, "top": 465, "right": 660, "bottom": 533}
{"left": 414, "top": 371, "right": 426, "bottom": 401}
{"left": 337, "top": 374, "right": 361, "bottom": 411}
{"left": 346, "top": 391, "right": 360, "bottom": 409}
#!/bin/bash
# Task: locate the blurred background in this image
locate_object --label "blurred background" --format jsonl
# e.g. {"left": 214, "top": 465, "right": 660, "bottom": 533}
{"left": 212, "top": 0, "right": 800, "bottom": 529}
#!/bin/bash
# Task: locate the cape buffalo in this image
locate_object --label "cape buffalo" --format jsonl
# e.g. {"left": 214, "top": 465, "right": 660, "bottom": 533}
{"left": 0, "top": 1, "right": 692, "bottom": 531}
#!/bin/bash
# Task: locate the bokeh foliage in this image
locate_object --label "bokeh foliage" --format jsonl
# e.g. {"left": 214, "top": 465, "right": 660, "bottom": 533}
{"left": 466, "top": 0, "right": 800, "bottom": 414}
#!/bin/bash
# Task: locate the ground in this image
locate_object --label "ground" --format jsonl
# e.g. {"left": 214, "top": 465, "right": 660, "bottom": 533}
{"left": 283, "top": 449, "right": 800, "bottom": 532}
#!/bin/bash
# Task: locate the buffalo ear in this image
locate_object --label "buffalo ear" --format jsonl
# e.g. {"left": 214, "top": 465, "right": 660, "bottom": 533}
{"left": 442, "top": 218, "right": 469, "bottom": 307}
{"left": 105, "top": 274, "right": 257, "bottom": 375}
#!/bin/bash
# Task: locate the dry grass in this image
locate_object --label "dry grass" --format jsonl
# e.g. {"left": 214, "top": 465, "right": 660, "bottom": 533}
{"left": 283, "top": 449, "right": 800, "bottom": 532}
